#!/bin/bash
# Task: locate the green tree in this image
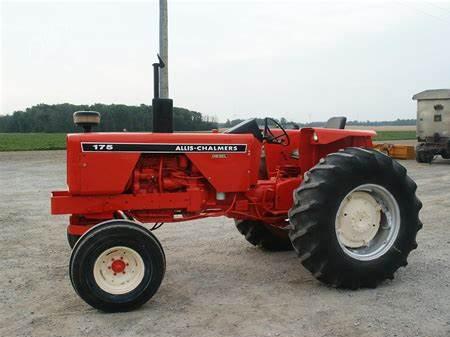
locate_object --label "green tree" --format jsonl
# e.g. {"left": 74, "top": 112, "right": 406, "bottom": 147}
{"left": 0, "top": 103, "right": 218, "bottom": 133}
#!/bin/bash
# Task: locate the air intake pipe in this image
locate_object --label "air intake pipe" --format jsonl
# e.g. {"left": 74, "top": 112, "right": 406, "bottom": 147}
{"left": 152, "top": 54, "right": 173, "bottom": 133}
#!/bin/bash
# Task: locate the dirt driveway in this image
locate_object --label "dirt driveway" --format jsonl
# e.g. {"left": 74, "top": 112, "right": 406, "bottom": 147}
{"left": 0, "top": 151, "right": 449, "bottom": 337}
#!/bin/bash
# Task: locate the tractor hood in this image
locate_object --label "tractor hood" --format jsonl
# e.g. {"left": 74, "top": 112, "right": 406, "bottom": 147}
{"left": 65, "top": 132, "right": 261, "bottom": 195}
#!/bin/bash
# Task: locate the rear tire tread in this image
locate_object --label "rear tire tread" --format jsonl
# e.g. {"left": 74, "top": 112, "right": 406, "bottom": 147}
{"left": 288, "top": 147, "right": 422, "bottom": 289}
{"left": 235, "top": 220, "right": 293, "bottom": 251}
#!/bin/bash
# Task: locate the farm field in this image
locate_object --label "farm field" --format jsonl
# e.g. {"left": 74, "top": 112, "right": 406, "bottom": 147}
{"left": 0, "top": 150, "right": 449, "bottom": 337}
{"left": 0, "top": 133, "right": 66, "bottom": 151}
{"left": 0, "top": 128, "right": 417, "bottom": 151}
{"left": 347, "top": 125, "right": 416, "bottom": 131}
{"left": 372, "top": 130, "right": 416, "bottom": 141}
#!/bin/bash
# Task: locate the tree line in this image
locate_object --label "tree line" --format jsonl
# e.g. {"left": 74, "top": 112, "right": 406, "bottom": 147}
{"left": 0, "top": 103, "right": 416, "bottom": 133}
{"left": 221, "top": 118, "right": 416, "bottom": 128}
{"left": 0, "top": 103, "right": 218, "bottom": 133}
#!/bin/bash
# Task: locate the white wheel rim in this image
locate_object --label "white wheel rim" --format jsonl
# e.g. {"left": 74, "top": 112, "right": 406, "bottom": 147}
{"left": 93, "top": 246, "right": 145, "bottom": 295}
{"left": 335, "top": 184, "right": 400, "bottom": 261}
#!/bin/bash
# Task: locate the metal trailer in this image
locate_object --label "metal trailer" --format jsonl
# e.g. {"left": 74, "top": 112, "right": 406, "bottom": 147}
{"left": 413, "top": 89, "right": 450, "bottom": 163}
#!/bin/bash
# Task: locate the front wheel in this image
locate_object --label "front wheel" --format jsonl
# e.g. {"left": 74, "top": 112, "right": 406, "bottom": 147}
{"left": 288, "top": 148, "right": 422, "bottom": 289}
{"left": 67, "top": 229, "right": 80, "bottom": 249}
{"left": 69, "top": 220, "right": 166, "bottom": 312}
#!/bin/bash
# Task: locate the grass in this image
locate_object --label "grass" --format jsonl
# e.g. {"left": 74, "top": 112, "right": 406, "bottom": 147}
{"left": 0, "top": 130, "right": 417, "bottom": 151}
{"left": 0, "top": 133, "right": 66, "bottom": 151}
{"left": 373, "top": 130, "right": 416, "bottom": 141}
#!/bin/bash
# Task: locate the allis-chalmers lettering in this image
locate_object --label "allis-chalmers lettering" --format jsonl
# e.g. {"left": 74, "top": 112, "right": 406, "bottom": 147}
{"left": 175, "top": 145, "right": 240, "bottom": 152}
{"left": 81, "top": 143, "right": 247, "bottom": 153}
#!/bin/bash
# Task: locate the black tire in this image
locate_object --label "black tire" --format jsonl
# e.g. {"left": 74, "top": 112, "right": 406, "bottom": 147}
{"left": 415, "top": 149, "right": 425, "bottom": 163}
{"left": 416, "top": 145, "right": 433, "bottom": 163}
{"left": 422, "top": 151, "right": 434, "bottom": 163}
{"left": 67, "top": 231, "right": 81, "bottom": 249}
{"left": 69, "top": 220, "right": 166, "bottom": 312}
{"left": 235, "top": 220, "right": 293, "bottom": 251}
{"left": 441, "top": 150, "right": 450, "bottom": 159}
{"left": 288, "top": 147, "right": 422, "bottom": 289}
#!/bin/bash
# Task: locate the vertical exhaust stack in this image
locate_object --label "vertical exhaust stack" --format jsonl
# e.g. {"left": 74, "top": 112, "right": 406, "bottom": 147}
{"left": 152, "top": 54, "right": 173, "bottom": 133}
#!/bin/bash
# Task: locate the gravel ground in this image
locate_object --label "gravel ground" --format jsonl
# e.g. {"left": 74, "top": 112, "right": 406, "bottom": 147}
{"left": 0, "top": 150, "right": 449, "bottom": 337}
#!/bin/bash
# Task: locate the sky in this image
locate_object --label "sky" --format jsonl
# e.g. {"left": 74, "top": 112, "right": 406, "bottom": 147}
{"left": 1, "top": 0, "right": 450, "bottom": 123}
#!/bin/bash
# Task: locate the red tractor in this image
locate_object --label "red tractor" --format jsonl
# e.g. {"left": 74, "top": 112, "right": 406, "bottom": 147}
{"left": 51, "top": 62, "right": 422, "bottom": 312}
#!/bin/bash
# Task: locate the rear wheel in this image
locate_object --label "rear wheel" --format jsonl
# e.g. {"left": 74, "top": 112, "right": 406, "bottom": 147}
{"left": 288, "top": 147, "right": 422, "bottom": 289}
{"left": 422, "top": 151, "right": 434, "bottom": 163}
{"left": 416, "top": 145, "right": 434, "bottom": 163}
{"left": 235, "top": 220, "right": 292, "bottom": 251}
{"left": 415, "top": 149, "right": 424, "bottom": 163}
{"left": 69, "top": 220, "right": 166, "bottom": 312}
{"left": 441, "top": 150, "right": 450, "bottom": 159}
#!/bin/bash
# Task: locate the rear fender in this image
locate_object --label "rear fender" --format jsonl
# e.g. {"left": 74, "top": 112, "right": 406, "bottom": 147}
{"left": 299, "top": 128, "right": 375, "bottom": 173}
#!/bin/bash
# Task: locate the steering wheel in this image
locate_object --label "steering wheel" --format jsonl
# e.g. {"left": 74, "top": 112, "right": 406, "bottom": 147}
{"left": 263, "top": 117, "right": 290, "bottom": 146}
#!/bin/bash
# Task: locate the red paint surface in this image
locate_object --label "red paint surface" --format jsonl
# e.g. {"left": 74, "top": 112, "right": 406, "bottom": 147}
{"left": 111, "top": 260, "right": 126, "bottom": 273}
{"left": 53, "top": 128, "right": 374, "bottom": 235}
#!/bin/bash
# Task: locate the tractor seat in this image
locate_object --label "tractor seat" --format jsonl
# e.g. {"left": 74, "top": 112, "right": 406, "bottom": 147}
{"left": 325, "top": 116, "right": 346, "bottom": 129}
{"left": 224, "top": 118, "right": 264, "bottom": 142}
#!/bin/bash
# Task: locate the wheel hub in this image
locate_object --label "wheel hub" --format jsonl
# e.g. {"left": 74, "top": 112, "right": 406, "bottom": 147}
{"left": 336, "top": 192, "right": 381, "bottom": 248}
{"left": 111, "top": 259, "right": 126, "bottom": 274}
{"left": 93, "top": 246, "right": 145, "bottom": 295}
{"left": 335, "top": 184, "right": 401, "bottom": 261}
